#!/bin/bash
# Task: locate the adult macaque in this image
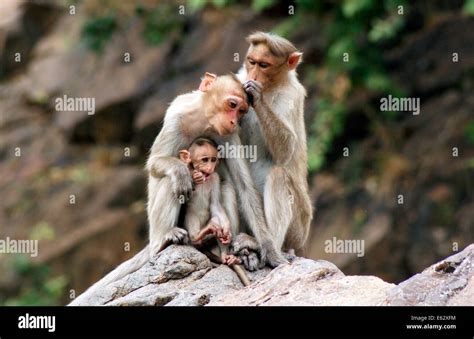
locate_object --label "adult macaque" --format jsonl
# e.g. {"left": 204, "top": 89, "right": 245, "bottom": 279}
{"left": 147, "top": 72, "right": 286, "bottom": 269}
{"left": 71, "top": 73, "right": 285, "bottom": 297}
{"left": 234, "top": 32, "right": 313, "bottom": 260}
{"left": 179, "top": 137, "right": 239, "bottom": 265}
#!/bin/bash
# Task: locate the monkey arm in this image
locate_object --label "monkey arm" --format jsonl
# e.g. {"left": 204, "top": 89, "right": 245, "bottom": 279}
{"left": 253, "top": 99, "right": 297, "bottom": 166}
{"left": 209, "top": 174, "right": 231, "bottom": 232}
{"left": 225, "top": 135, "right": 271, "bottom": 242}
{"left": 146, "top": 119, "right": 184, "bottom": 177}
{"left": 146, "top": 116, "right": 194, "bottom": 200}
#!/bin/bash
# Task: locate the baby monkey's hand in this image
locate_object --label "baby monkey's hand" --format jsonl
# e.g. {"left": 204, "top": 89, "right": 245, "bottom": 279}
{"left": 221, "top": 253, "right": 241, "bottom": 266}
{"left": 192, "top": 170, "right": 205, "bottom": 185}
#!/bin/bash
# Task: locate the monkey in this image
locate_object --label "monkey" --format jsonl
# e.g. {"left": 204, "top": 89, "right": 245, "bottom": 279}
{"left": 146, "top": 72, "right": 287, "bottom": 270}
{"left": 232, "top": 31, "right": 313, "bottom": 261}
{"left": 69, "top": 73, "right": 281, "bottom": 301}
{"left": 178, "top": 137, "right": 240, "bottom": 265}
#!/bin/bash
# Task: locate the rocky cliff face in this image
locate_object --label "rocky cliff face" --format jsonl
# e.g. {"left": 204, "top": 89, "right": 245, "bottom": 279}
{"left": 70, "top": 244, "right": 473, "bottom": 306}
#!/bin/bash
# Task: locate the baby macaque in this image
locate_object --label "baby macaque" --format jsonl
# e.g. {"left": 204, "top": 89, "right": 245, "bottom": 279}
{"left": 179, "top": 137, "right": 240, "bottom": 265}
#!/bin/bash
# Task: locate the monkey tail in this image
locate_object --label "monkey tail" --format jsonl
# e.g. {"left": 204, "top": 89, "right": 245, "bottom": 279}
{"left": 69, "top": 246, "right": 150, "bottom": 306}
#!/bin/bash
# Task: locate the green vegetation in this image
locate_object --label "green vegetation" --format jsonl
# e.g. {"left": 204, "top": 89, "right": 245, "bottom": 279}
{"left": 140, "top": 5, "right": 185, "bottom": 46}
{"left": 82, "top": 4, "right": 185, "bottom": 51}
{"left": 30, "top": 221, "right": 56, "bottom": 241}
{"left": 463, "top": 0, "right": 474, "bottom": 15}
{"left": 464, "top": 121, "right": 474, "bottom": 145}
{"left": 282, "top": 0, "right": 406, "bottom": 172}
{"left": 82, "top": 13, "right": 117, "bottom": 52}
{"left": 2, "top": 255, "right": 67, "bottom": 306}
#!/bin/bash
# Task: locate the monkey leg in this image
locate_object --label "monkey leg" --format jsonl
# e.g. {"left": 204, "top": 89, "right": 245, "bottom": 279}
{"left": 221, "top": 180, "right": 239, "bottom": 236}
{"left": 147, "top": 176, "right": 186, "bottom": 256}
{"left": 263, "top": 166, "right": 294, "bottom": 251}
{"left": 283, "top": 176, "right": 313, "bottom": 256}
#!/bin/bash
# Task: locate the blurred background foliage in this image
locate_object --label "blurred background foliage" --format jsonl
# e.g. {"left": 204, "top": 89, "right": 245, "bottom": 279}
{"left": 0, "top": 0, "right": 473, "bottom": 305}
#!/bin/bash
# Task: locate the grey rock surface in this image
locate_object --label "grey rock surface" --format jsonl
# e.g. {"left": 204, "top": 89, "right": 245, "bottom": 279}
{"left": 384, "top": 244, "right": 474, "bottom": 306}
{"left": 70, "top": 244, "right": 473, "bottom": 306}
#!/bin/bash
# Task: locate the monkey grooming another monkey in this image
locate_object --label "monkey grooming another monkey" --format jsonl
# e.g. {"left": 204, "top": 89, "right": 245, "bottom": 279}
{"left": 71, "top": 74, "right": 281, "bottom": 298}
{"left": 178, "top": 137, "right": 239, "bottom": 265}
{"left": 234, "top": 32, "right": 313, "bottom": 260}
{"left": 146, "top": 72, "right": 287, "bottom": 270}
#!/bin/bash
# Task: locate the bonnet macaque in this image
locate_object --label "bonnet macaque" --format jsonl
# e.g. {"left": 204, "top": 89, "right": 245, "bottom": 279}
{"left": 234, "top": 31, "right": 313, "bottom": 264}
{"left": 179, "top": 137, "right": 239, "bottom": 265}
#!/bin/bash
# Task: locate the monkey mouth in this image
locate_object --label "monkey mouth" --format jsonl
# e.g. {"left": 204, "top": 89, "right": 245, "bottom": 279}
{"left": 221, "top": 126, "right": 235, "bottom": 135}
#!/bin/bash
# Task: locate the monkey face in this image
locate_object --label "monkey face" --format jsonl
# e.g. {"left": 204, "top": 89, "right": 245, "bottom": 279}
{"left": 190, "top": 143, "right": 219, "bottom": 176}
{"left": 245, "top": 44, "right": 302, "bottom": 89}
{"left": 204, "top": 76, "right": 248, "bottom": 136}
{"left": 245, "top": 44, "right": 281, "bottom": 88}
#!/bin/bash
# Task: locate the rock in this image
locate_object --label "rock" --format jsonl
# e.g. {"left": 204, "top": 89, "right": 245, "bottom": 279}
{"left": 70, "top": 245, "right": 271, "bottom": 306}
{"left": 0, "top": 0, "right": 62, "bottom": 78}
{"left": 384, "top": 244, "right": 474, "bottom": 306}
{"left": 386, "top": 16, "right": 474, "bottom": 96}
{"left": 209, "top": 259, "right": 394, "bottom": 306}
{"left": 70, "top": 243, "right": 474, "bottom": 306}
{"left": 23, "top": 5, "right": 175, "bottom": 140}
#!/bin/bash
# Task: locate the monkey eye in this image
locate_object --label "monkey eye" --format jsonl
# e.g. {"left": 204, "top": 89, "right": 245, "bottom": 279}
{"left": 229, "top": 100, "right": 237, "bottom": 109}
{"left": 259, "top": 62, "right": 269, "bottom": 69}
{"left": 201, "top": 157, "right": 209, "bottom": 163}
{"left": 239, "top": 108, "right": 247, "bottom": 114}
{"left": 248, "top": 59, "right": 256, "bottom": 65}
{"left": 210, "top": 157, "right": 217, "bottom": 162}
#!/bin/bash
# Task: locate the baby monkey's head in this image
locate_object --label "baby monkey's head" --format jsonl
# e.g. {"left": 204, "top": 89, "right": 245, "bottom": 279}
{"left": 179, "top": 138, "right": 219, "bottom": 178}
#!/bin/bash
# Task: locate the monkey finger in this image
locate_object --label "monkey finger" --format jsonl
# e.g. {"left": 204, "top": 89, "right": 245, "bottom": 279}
{"left": 241, "top": 255, "right": 249, "bottom": 269}
{"left": 245, "top": 81, "right": 261, "bottom": 92}
{"left": 253, "top": 80, "right": 263, "bottom": 90}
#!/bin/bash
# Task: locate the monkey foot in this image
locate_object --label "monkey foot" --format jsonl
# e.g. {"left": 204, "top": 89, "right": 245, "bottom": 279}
{"left": 230, "top": 233, "right": 265, "bottom": 271}
{"left": 264, "top": 242, "right": 289, "bottom": 268}
{"left": 238, "top": 250, "right": 262, "bottom": 271}
{"left": 164, "top": 227, "right": 189, "bottom": 245}
{"left": 282, "top": 249, "right": 297, "bottom": 262}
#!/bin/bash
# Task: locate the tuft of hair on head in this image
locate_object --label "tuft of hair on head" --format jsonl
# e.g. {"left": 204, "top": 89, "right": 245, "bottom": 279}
{"left": 189, "top": 137, "right": 218, "bottom": 150}
{"left": 228, "top": 72, "right": 241, "bottom": 85}
{"left": 246, "top": 31, "right": 299, "bottom": 59}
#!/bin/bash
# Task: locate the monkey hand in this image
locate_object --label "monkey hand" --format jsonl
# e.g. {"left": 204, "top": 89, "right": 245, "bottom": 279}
{"left": 230, "top": 233, "right": 265, "bottom": 271}
{"left": 243, "top": 80, "right": 262, "bottom": 106}
{"left": 218, "top": 226, "right": 232, "bottom": 245}
{"left": 192, "top": 170, "right": 205, "bottom": 185}
{"left": 221, "top": 253, "right": 241, "bottom": 266}
{"left": 171, "top": 164, "right": 194, "bottom": 201}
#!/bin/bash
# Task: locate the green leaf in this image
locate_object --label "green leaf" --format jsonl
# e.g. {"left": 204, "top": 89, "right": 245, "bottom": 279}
{"left": 368, "top": 15, "right": 404, "bottom": 42}
{"left": 252, "top": 0, "right": 277, "bottom": 13}
{"left": 342, "top": 0, "right": 374, "bottom": 18}
{"left": 464, "top": 121, "right": 474, "bottom": 144}
{"left": 365, "top": 71, "right": 392, "bottom": 92}
{"left": 187, "top": 0, "right": 207, "bottom": 12}
{"left": 463, "top": 0, "right": 474, "bottom": 15}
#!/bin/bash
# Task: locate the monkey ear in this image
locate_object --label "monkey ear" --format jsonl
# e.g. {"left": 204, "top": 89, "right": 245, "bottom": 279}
{"left": 199, "top": 72, "right": 217, "bottom": 92}
{"left": 179, "top": 150, "right": 191, "bottom": 163}
{"left": 287, "top": 52, "right": 303, "bottom": 70}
